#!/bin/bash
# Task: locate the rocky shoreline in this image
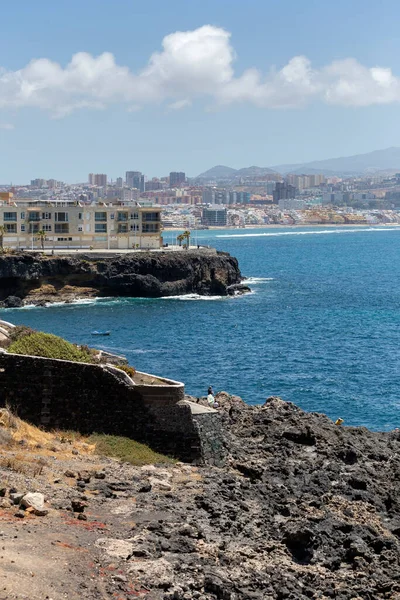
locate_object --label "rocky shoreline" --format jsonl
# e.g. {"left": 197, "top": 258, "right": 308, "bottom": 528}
{"left": 0, "top": 250, "right": 249, "bottom": 307}
{"left": 1, "top": 393, "right": 400, "bottom": 599}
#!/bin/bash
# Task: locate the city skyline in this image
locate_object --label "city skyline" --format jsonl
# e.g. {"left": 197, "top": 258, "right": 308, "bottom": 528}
{"left": 1, "top": 0, "right": 400, "bottom": 182}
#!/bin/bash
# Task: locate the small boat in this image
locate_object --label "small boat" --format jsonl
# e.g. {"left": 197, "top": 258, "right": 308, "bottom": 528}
{"left": 91, "top": 330, "right": 111, "bottom": 336}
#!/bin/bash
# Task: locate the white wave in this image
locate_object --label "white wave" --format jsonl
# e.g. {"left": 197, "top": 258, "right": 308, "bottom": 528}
{"left": 160, "top": 293, "right": 227, "bottom": 301}
{"left": 217, "top": 227, "right": 400, "bottom": 239}
{"left": 243, "top": 277, "right": 274, "bottom": 284}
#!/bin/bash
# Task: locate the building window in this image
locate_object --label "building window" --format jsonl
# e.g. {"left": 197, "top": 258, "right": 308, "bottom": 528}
{"left": 118, "top": 224, "right": 128, "bottom": 233}
{"left": 130, "top": 212, "right": 139, "bottom": 220}
{"left": 21, "top": 224, "right": 26, "bottom": 232}
{"left": 95, "top": 223, "right": 107, "bottom": 233}
{"left": 5, "top": 223, "right": 16, "bottom": 233}
{"left": 142, "top": 224, "right": 159, "bottom": 233}
{"left": 55, "top": 212, "right": 68, "bottom": 222}
{"left": 4, "top": 212, "right": 17, "bottom": 221}
{"left": 142, "top": 212, "right": 160, "bottom": 222}
{"left": 29, "top": 223, "right": 40, "bottom": 233}
{"left": 28, "top": 212, "right": 41, "bottom": 222}
{"left": 42, "top": 224, "right": 52, "bottom": 232}
{"left": 95, "top": 212, "right": 107, "bottom": 221}
{"left": 20, "top": 212, "right": 25, "bottom": 220}
{"left": 78, "top": 225, "right": 83, "bottom": 232}
{"left": 57, "top": 237, "right": 73, "bottom": 242}
{"left": 78, "top": 213, "right": 83, "bottom": 220}
{"left": 41, "top": 212, "right": 51, "bottom": 220}
{"left": 117, "top": 212, "right": 128, "bottom": 221}
{"left": 55, "top": 223, "right": 69, "bottom": 234}
{"left": 110, "top": 213, "right": 115, "bottom": 219}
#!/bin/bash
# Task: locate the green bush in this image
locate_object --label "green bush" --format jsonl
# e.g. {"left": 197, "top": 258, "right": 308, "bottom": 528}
{"left": 116, "top": 364, "right": 136, "bottom": 378}
{"left": 88, "top": 433, "right": 174, "bottom": 465}
{"left": 8, "top": 332, "right": 94, "bottom": 363}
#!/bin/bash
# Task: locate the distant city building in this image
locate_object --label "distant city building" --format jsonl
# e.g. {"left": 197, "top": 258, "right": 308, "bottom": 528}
{"left": 0, "top": 202, "right": 161, "bottom": 250}
{"left": 145, "top": 180, "right": 164, "bottom": 191}
{"left": 202, "top": 206, "right": 227, "bottom": 226}
{"left": 228, "top": 191, "right": 251, "bottom": 205}
{"left": 116, "top": 177, "right": 123, "bottom": 188}
{"left": 278, "top": 198, "right": 307, "bottom": 210}
{"left": 169, "top": 172, "right": 186, "bottom": 187}
{"left": 88, "top": 173, "right": 107, "bottom": 186}
{"left": 273, "top": 182, "right": 297, "bottom": 203}
{"left": 285, "top": 174, "right": 326, "bottom": 189}
{"left": 30, "top": 179, "right": 47, "bottom": 188}
{"left": 126, "top": 171, "right": 145, "bottom": 192}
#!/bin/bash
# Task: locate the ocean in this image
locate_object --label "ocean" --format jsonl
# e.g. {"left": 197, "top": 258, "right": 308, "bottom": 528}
{"left": 3, "top": 225, "right": 400, "bottom": 431}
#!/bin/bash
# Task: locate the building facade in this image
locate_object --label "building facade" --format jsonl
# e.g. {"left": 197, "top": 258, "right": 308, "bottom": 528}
{"left": 126, "top": 171, "right": 145, "bottom": 192}
{"left": 202, "top": 206, "right": 227, "bottom": 226}
{"left": 0, "top": 202, "right": 162, "bottom": 250}
{"left": 169, "top": 172, "right": 186, "bottom": 187}
{"left": 88, "top": 173, "right": 107, "bottom": 186}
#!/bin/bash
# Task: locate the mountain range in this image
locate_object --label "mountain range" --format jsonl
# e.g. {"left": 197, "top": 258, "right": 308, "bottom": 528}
{"left": 196, "top": 147, "right": 400, "bottom": 179}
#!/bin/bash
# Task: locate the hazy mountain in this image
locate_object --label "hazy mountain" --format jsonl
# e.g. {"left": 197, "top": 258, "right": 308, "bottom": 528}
{"left": 236, "top": 166, "right": 278, "bottom": 177}
{"left": 196, "top": 165, "right": 238, "bottom": 179}
{"left": 196, "top": 165, "right": 277, "bottom": 179}
{"left": 272, "top": 147, "right": 400, "bottom": 175}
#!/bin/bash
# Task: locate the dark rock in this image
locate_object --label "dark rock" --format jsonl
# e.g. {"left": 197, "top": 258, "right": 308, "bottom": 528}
{"left": 0, "top": 250, "right": 245, "bottom": 303}
{"left": 3, "top": 296, "right": 22, "bottom": 308}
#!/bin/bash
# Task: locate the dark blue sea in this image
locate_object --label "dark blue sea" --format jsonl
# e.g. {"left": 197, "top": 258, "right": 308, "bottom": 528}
{"left": 3, "top": 225, "right": 400, "bottom": 431}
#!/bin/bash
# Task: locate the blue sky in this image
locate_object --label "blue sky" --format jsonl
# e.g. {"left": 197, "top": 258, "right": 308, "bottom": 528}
{"left": 0, "top": 0, "right": 399, "bottom": 183}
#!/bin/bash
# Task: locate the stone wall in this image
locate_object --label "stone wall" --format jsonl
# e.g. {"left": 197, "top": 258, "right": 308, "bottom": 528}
{"left": 0, "top": 352, "right": 223, "bottom": 463}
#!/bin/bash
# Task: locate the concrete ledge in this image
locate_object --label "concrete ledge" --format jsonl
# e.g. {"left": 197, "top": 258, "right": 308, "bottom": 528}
{"left": 180, "top": 400, "right": 218, "bottom": 415}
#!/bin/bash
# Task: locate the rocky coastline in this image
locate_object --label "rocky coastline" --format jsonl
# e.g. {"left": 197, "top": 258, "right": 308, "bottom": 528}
{"left": 0, "top": 249, "right": 249, "bottom": 307}
{"left": 1, "top": 393, "right": 400, "bottom": 599}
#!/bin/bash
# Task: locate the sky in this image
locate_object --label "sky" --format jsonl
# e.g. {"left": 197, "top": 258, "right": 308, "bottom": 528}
{"left": 1, "top": 0, "right": 400, "bottom": 183}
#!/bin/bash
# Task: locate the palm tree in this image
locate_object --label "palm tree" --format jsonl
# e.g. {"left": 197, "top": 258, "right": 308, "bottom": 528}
{"left": 37, "top": 230, "right": 46, "bottom": 251}
{"left": 182, "top": 230, "right": 191, "bottom": 249}
{"left": 0, "top": 225, "right": 4, "bottom": 252}
{"left": 177, "top": 233, "right": 185, "bottom": 247}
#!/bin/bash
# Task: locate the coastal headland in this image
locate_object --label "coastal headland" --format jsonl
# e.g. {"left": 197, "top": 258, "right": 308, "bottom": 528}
{"left": 0, "top": 248, "right": 248, "bottom": 307}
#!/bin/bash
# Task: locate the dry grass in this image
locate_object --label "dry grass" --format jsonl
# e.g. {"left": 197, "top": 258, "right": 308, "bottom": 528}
{"left": 0, "top": 453, "right": 47, "bottom": 476}
{"left": 0, "top": 409, "right": 94, "bottom": 458}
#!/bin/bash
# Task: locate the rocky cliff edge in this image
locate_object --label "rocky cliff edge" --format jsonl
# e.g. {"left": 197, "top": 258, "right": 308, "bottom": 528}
{"left": 0, "top": 250, "right": 248, "bottom": 306}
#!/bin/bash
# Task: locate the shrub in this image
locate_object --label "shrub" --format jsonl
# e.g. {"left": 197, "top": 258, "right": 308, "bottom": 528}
{"left": 116, "top": 364, "right": 136, "bottom": 378}
{"left": 8, "top": 325, "right": 37, "bottom": 343}
{"left": 8, "top": 332, "right": 95, "bottom": 363}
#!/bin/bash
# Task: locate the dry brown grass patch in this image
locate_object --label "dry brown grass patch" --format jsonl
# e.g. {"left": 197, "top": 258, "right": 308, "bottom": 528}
{"left": 0, "top": 453, "right": 47, "bottom": 476}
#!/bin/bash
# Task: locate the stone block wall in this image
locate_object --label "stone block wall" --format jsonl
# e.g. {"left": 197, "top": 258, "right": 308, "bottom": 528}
{"left": 0, "top": 352, "right": 222, "bottom": 463}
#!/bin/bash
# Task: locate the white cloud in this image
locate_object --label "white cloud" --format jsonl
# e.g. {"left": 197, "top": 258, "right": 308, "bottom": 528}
{"left": 0, "top": 25, "right": 398, "bottom": 117}
{"left": 167, "top": 99, "right": 192, "bottom": 111}
{"left": 0, "top": 123, "right": 14, "bottom": 130}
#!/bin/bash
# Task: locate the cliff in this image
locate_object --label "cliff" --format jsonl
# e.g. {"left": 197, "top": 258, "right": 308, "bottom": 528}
{"left": 0, "top": 249, "right": 247, "bottom": 306}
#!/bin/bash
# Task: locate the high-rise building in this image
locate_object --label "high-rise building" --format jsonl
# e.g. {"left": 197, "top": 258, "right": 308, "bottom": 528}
{"left": 202, "top": 206, "right": 227, "bottom": 226}
{"left": 116, "top": 177, "right": 123, "bottom": 188}
{"left": 169, "top": 172, "right": 186, "bottom": 187}
{"left": 88, "top": 174, "right": 107, "bottom": 186}
{"left": 273, "top": 182, "right": 297, "bottom": 203}
{"left": 30, "top": 179, "right": 47, "bottom": 187}
{"left": 126, "top": 171, "right": 145, "bottom": 192}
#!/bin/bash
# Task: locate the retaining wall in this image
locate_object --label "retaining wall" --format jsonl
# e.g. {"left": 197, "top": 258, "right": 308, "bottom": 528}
{"left": 0, "top": 352, "right": 223, "bottom": 463}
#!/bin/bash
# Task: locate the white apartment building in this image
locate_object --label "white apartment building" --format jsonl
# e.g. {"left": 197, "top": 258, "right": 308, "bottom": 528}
{"left": 0, "top": 201, "right": 162, "bottom": 250}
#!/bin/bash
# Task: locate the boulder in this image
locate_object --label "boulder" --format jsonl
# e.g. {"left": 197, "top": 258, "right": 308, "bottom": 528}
{"left": 20, "top": 492, "right": 47, "bottom": 516}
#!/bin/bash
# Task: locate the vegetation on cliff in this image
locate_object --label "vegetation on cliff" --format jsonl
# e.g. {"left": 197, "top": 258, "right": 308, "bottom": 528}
{"left": 8, "top": 331, "right": 95, "bottom": 363}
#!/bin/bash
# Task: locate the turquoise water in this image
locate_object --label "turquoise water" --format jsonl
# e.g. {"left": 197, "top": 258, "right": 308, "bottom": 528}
{"left": 3, "top": 225, "right": 400, "bottom": 431}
